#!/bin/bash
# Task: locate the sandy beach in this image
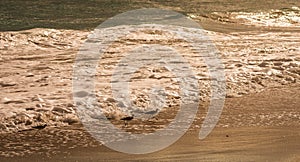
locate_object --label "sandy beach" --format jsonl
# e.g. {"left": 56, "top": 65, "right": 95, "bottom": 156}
{"left": 0, "top": 84, "right": 299, "bottom": 161}
{"left": 1, "top": 1, "right": 300, "bottom": 161}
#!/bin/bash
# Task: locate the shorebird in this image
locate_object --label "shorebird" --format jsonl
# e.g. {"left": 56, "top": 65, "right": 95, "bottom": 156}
{"left": 32, "top": 124, "right": 47, "bottom": 136}
{"left": 120, "top": 115, "right": 134, "bottom": 126}
{"left": 32, "top": 124, "right": 47, "bottom": 130}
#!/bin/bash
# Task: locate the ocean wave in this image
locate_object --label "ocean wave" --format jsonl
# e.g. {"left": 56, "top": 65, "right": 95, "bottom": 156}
{"left": 232, "top": 6, "right": 300, "bottom": 27}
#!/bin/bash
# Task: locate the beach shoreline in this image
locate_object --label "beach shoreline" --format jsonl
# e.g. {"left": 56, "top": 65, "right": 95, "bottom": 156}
{"left": 0, "top": 84, "right": 299, "bottom": 161}
{"left": 1, "top": 4, "right": 300, "bottom": 161}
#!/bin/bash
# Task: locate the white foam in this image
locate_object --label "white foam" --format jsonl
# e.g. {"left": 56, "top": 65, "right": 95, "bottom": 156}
{"left": 233, "top": 7, "right": 300, "bottom": 27}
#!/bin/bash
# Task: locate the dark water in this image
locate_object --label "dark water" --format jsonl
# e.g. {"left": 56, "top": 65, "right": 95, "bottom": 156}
{"left": 0, "top": 0, "right": 299, "bottom": 31}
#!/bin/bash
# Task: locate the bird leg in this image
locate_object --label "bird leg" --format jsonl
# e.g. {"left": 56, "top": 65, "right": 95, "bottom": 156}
{"left": 33, "top": 130, "right": 39, "bottom": 137}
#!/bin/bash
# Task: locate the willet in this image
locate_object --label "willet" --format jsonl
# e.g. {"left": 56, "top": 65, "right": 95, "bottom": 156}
{"left": 120, "top": 115, "right": 134, "bottom": 126}
{"left": 32, "top": 123, "right": 47, "bottom": 136}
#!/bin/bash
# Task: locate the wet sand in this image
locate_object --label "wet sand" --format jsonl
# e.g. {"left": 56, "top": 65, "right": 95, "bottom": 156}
{"left": 1, "top": 84, "right": 299, "bottom": 161}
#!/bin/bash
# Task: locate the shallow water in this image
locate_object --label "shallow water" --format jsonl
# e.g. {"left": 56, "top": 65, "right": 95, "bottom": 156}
{"left": 1, "top": 0, "right": 299, "bottom": 31}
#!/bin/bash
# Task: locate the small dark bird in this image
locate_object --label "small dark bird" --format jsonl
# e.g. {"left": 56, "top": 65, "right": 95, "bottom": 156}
{"left": 32, "top": 124, "right": 47, "bottom": 136}
{"left": 120, "top": 115, "right": 134, "bottom": 126}
{"left": 32, "top": 124, "right": 47, "bottom": 130}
